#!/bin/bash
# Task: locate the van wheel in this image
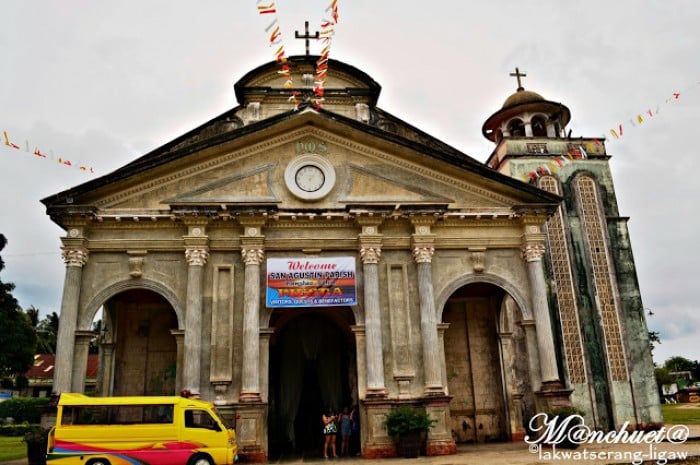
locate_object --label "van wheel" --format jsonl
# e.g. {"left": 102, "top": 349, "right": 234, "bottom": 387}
{"left": 87, "top": 460, "right": 111, "bottom": 465}
{"left": 188, "top": 454, "right": 213, "bottom": 465}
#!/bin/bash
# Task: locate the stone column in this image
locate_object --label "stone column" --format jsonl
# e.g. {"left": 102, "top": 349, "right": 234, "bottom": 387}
{"left": 259, "top": 328, "right": 274, "bottom": 403}
{"left": 53, "top": 245, "right": 88, "bottom": 394}
{"left": 183, "top": 246, "right": 209, "bottom": 396}
{"left": 99, "top": 342, "right": 115, "bottom": 396}
{"left": 437, "top": 323, "right": 450, "bottom": 394}
{"left": 411, "top": 220, "right": 444, "bottom": 396}
{"left": 351, "top": 326, "right": 368, "bottom": 400}
{"left": 170, "top": 329, "right": 185, "bottom": 394}
{"left": 522, "top": 242, "right": 560, "bottom": 385}
{"left": 358, "top": 219, "right": 387, "bottom": 398}
{"left": 240, "top": 243, "right": 264, "bottom": 403}
{"left": 70, "top": 330, "right": 94, "bottom": 393}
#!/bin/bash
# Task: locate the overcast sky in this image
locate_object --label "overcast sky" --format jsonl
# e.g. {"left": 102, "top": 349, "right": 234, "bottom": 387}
{"left": 1, "top": 1, "right": 698, "bottom": 366}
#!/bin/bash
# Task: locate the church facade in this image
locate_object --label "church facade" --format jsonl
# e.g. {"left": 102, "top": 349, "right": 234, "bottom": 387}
{"left": 43, "top": 56, "right": 662, "bottom": 461}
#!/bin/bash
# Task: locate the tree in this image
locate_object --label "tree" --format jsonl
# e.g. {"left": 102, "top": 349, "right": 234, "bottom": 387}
{"left": 663, "top": 356, "right": 695, "bottom": 374}
{"left": 648, "top": 330, "right": 661, "bottom": 354}
{"left": 0, "top": 234, "right": 38, "bottom": 377}
{"left": 26, "top": 307, "right": 60, "bottom": 354}
{"left": 37, "top": 311, "right": 60, "bottom": 354}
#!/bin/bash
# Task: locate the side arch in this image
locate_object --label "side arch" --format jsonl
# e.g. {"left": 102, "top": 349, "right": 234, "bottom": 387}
{"left": 436, "top": 273, "right": 532, "bottom": 322}
{"left": 79, "top": 279, "right": 185, "bottom": 330}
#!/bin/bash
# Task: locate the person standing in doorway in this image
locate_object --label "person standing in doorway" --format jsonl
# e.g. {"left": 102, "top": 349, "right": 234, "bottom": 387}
{"left": 350, "top": 405, "right": 360, "bottom": 456}
{"left": 338, "top": 406, "right": 352, "bottom": 456}
{"left": 322, "top": 407, "right": 338, "bottom": 459}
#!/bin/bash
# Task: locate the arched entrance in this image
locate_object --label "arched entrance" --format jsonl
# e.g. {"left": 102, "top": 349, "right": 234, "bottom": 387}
{"left": 104, "top": 289, "right": 178, "bottom": 396}
{"left": 443, "top": 283, "right": 507, "bottom": 443}
{"left": 267, "top": 308, "right": 356, "bottom": 460}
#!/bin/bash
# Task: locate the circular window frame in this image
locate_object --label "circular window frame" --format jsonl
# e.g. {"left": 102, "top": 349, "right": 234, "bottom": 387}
{"left": 284, "top": 154, "right": 336, "bottom": 200}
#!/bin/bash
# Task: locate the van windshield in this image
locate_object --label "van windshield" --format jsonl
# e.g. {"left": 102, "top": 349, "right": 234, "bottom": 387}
{"left": 213, "top": 408, "right": 234, "bottom": 429}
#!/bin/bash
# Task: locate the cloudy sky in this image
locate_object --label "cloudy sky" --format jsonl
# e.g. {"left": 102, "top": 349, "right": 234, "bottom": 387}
{"left": 1, "top": 1, "right": 698, "bottom": 365}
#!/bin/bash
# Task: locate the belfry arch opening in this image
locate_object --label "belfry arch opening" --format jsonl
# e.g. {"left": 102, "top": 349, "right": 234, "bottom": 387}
{"left": 102, "top": 289, "right": 179, "bottom": 397}
{"left": 267, "top": 307, "right": 356, "bottom": 460}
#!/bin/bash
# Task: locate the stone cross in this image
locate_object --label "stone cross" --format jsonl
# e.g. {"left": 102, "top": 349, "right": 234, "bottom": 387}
{"left": 510, "top": 67, "right": 527, "bottom": 91}
{"left": 295, "top": 21, "right": 320, "bottom": 56}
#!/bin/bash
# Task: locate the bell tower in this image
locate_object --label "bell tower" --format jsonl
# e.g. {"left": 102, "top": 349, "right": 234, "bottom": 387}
{"left": 480, "top": 68, "right": 663, "bottom": 430}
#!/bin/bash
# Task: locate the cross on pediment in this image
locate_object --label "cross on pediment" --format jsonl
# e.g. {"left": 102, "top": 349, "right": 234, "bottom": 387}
{"left": 510, "top": 67, "right": 527, "bottom": 91}
{"left": 295, "top": 20, "right": 320, "bottom": 56}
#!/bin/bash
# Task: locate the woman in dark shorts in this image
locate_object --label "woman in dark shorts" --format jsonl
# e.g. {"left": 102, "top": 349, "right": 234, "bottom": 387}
{"left": 322, "top": 407, "right": 338, "bottom": 459}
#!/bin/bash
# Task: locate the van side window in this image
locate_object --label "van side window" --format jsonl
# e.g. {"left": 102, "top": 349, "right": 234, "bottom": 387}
{"left": 184, "top": 409, "right": 220, "bottom": 431}
{"left": 60, "top": 405, "right": 174, "bottom": 425}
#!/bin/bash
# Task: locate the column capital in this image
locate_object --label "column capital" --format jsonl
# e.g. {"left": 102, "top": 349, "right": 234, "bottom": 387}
{"left": 360, "top": 246, "right": 381, "bottom": 265}
{"left": 521, "top": 242, "right": 546, "bottom": 262}
{"left": 185, "top": 247, "right": 209, "bottom": 266}
{"left": 412, "top": 246, "right": 435, "bottom": 264}
{"left": 61, "top": 247, "right": 89, "bottom": 267}
{"left": 241, "top": 247, "right": 265, "bottom": 266}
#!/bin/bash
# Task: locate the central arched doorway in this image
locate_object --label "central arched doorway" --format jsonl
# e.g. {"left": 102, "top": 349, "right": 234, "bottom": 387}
{"left": 267, "top": 307, "right": 356, "bottom": 460}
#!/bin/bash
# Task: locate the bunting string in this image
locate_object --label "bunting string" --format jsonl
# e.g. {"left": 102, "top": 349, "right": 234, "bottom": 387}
{"left": 254, "top": 0, "right": 340, "bottom": 109}
{"left": 255, "top": 0, "right": 300, "bottom": 107}
{"left": 606, "top": 82, "right": 698, "bottom": 141}
{"left": 2, "top": 130, "right": 95, "bottom": 173}
{"left": 520, "top": 141, "right": 598, "bottom": 183}
{"left": 521, "top": 79, "right": 698, "bottom": 183}
{"left": 311, "top": 0, "right": 339, "bottom": 109}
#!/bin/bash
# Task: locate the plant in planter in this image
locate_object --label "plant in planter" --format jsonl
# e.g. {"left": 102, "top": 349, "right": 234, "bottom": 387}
{"left": 545, "top": 406, "right": 585, "bottom": 450}
{"left": 384, "top": 405, "right": 435, "bottom": 458}
{"left": 23, "top": 426, "right": 49, "bottom": 465}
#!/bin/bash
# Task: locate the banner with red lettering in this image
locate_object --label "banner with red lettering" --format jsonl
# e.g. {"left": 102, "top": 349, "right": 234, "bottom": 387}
{"left": 266, "top": 257, "right": 357, "bottom": 307}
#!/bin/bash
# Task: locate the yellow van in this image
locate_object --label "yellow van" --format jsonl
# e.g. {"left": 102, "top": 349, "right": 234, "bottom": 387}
{"left": 47, "top": 393, "right": 237, "bottom": 465}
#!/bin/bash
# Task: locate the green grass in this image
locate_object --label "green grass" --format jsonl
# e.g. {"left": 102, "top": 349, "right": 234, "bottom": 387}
{"left": 661, "top": 403, "right": 700, "bottom": 424}
{"left": 0, "top": 435, "right": 27, "bottom": 462}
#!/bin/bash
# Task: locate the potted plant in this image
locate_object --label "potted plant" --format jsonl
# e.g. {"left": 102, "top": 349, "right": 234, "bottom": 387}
{"left": 384, "top": 405, "right": 435, "bottom": 458}
{"left": 24, "top": 426, "right": 49, "bottom": 465}
{"left": 545, "top": 406, "right": 585, "bottom": 449}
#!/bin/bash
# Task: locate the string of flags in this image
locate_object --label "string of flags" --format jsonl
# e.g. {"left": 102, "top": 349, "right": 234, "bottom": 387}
{"left": 256, "top": 1, "right": 299, "bottom": 106}
{"left": 608, "top": 89, "right": 685, "bottom": 140}
{"left": 522, "top": 81, "right": 698, "bottom": 183}
{"left": 3, "top": 130, "right": 95, "bottom": 173}
{"left": 311, "top": 0, "right": 339, "bottom": 108}
{"left": 520, "top": 141, "right": 601, "bottom": 182}
{"left": 254, "top": 0, "right": 340, "bottom": 109}
{"left": 256, "top": 0, "right": 300, "bottom": 107}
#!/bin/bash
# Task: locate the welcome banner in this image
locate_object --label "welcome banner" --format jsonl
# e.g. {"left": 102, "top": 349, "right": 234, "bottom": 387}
{"left": 266, "top": 256, "right": 357, "bottom": 307}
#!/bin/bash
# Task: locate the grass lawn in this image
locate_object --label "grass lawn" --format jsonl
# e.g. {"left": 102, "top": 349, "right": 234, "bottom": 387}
{"left": 0, "top": 435, "right": 26, "bottom": 462}
{"left": 661, "top": 402, "right": 700, "bottom": 424}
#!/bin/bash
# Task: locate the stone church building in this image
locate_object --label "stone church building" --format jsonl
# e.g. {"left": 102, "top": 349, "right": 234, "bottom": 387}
{"left": 43, "top": 55, "right": 661, "bottom": 461}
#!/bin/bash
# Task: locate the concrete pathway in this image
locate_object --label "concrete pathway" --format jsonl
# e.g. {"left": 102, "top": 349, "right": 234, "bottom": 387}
{"left": 3, "top": 425, "right": 700, "bottom": 465}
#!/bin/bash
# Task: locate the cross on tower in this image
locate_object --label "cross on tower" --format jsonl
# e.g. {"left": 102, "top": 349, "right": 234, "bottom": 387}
{"left": 510, "top": 67, "right": 527, "bottom": 91}
{"left": 295, "top": 20, "right": 320, "bottom": 56}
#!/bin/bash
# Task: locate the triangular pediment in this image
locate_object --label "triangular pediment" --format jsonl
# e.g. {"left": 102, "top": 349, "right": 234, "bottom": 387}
{"left": 165, "top": 164, "right": 279, "bottom": 205}
{"left": 43, "top": 108, "right": 561, "bottom": 219}
{"left": 342, "top": 164, "right": 453, "bottom": 204}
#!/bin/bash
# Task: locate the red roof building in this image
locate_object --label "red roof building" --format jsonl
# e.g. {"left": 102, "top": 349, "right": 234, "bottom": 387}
{"left": 21, "top": 354, "right": 99, "bottom": 398}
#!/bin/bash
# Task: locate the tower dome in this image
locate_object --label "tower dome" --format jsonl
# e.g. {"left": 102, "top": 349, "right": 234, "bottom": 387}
{"left": 482, "top": 68, "right": 571, "bottom": 143}
{"left": 502, "top": 88, "right": 545, "bottom": 108}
